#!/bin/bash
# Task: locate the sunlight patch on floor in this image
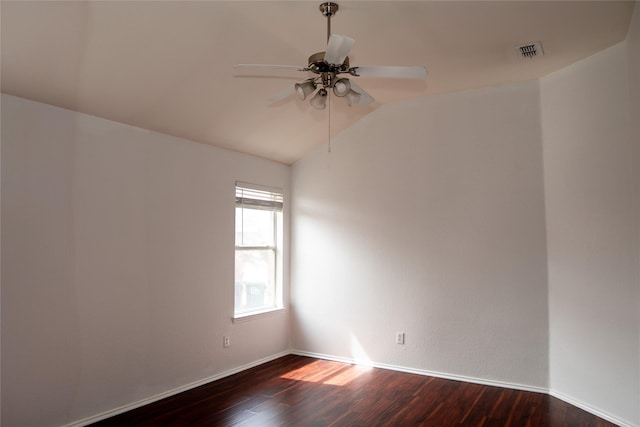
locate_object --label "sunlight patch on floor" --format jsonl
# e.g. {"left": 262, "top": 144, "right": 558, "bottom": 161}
{"left": 323, "top": 365, "right": 371, "bottom": 386}
{"left": 280, "top": 358, "right": 371, "bottom": 386}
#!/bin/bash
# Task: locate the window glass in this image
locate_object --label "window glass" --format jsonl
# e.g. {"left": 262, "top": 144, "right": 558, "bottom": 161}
{"left": 235, "top": 208, "right": 275, "bottom": 247}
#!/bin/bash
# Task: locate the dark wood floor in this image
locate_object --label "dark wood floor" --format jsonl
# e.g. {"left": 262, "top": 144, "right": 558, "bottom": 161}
{"left": 92, "top": 354, "right": 616, "bottom": 426}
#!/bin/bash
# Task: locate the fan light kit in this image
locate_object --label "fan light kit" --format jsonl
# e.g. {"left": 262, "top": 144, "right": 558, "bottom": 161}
{"left": 234, "top": 2, "right": 428, "bottom": 110}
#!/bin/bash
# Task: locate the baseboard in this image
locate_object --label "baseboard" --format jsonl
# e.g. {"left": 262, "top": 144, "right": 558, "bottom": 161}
{"left": 290, "top": 349, "right": 548, "bottom": 394}
{"left": 292, "top": 350, "right": 637, "bottom": 427}
{"left": 549, "top": 389, "right": 637, "bottom": 427}
{"left": 64, "top": 349, "right": 638, "bottom": 427}
{"left": 64, "top": 350, "right": 291, "bottom": 427}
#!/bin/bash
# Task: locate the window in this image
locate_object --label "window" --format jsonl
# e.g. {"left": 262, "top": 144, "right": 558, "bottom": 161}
{"left": 234, "top": 183, "right": 284, "bottom": 317}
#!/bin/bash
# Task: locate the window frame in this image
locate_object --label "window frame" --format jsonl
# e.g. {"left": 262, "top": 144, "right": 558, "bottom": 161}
{"left": 233, "top": 182, "right": 285, "bottom": 321}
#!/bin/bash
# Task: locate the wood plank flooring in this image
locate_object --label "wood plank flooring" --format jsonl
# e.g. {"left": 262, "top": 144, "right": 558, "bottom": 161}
{"left": 92, "top": 354, "right": 616, "bottom": 426}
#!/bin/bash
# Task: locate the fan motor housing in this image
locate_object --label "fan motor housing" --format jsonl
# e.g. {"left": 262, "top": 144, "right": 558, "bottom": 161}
{"left": 307, "top": 52, "right": 350, "bottom": 73}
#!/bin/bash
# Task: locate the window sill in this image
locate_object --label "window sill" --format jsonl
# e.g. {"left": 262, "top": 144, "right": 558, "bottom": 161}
{"left": 232, "top": 307, "right": 286, "bottom": 324}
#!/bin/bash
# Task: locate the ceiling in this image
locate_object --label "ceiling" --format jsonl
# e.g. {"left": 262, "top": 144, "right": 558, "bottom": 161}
{"left": 1, "top": 1, "right": 635, "bottom": 164}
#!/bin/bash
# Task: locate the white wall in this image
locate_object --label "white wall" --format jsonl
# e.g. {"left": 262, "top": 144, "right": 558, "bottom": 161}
{"left": 541, "top": 39, "right": 639, "bottom": 426}
{"left": 291, "top": 80, "right": 550, "bottom": 389}
{"left": 627, "top": 4, "right": 640, "bottom": 420}
{"left": 0, "top": 94, "right": 291, "bottom": 426}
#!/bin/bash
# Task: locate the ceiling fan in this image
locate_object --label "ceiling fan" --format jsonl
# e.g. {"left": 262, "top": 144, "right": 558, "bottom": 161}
{"left": 233, "top": 2, "right": 427, "bottom": 110}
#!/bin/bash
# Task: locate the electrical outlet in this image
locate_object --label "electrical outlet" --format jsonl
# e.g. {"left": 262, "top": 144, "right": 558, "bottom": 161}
{"left": 223, "top": 336, "right": 230, "bottom": 348}
{"left": 395, "top": 332, "right": 405, "bottom": 345}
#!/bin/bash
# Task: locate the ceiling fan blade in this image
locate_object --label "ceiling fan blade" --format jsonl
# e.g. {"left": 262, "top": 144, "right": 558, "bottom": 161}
{"left": 348, "top": 80, "right": 375, "bottom": 106}
{"left": 324, "top": 34, "right": 355, "bottom": 65}
{"left": 267, "top": 86, "right": 296, "bottom": 103}
{"left": 353, "top": 66, "right": 427, "bottom": 79}
{"left": 233, "top": 64, "right": 306, "bottom": 78}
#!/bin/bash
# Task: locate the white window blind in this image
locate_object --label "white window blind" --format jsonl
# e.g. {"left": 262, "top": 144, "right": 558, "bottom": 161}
{"left": 235, "top": 186, "right": 283, "bottom": 212}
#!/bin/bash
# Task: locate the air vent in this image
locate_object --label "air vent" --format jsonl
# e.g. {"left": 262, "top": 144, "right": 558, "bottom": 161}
{"left": 515, "top": 41, "right": 544, "bottom": 59}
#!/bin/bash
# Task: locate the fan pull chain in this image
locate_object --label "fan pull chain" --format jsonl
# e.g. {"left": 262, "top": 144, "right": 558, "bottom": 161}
{"left": 328, "top": 93, "right": 332, "bottom": 153}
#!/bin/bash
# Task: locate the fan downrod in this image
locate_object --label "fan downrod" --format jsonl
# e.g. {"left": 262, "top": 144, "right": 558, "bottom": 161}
{"left": 306, "top": 2, "right": 349, "bottom": 83}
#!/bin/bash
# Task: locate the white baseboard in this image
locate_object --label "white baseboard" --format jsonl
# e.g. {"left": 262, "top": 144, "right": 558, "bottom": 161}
{"left": 290, "top": 349, "right": 548, "bottom": 394}
{"left": 292, "top": 350, "right": 637, "bottom": 427}
{"left": 64, "top": 349, "right": 638, "bottom": 427}
{"left": 549, "top": 389, "right": 637, "bottom": 427}
{"left": 64, "top": 350, "right": 290, "bottom": 427}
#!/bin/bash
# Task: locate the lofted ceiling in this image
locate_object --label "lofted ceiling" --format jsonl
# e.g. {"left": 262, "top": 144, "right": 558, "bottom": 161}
{"left": 1, "top": 1, "right": 635, "bottom": 164}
